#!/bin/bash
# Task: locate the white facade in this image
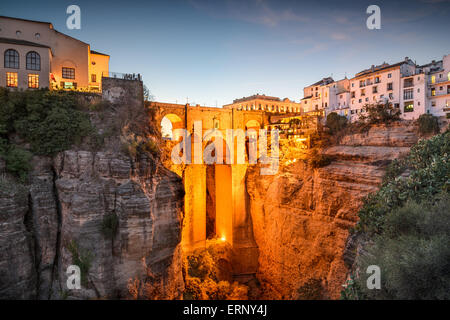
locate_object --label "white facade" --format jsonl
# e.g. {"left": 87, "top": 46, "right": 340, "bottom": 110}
{"left": 425, "top": 54, "right": 450, "bottom": 117}
{"left": 301, "top": 77, "right": 350, "bottom": 117}
{"left": 301, "top": 55, "right": 450, "bottom": 122}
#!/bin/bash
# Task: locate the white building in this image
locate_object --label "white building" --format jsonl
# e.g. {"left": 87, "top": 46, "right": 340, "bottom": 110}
{"left": 301, "top": 77, "right": 350, "bottom": 117}
{"left": 421, "top": 54, "right": 450, "bottom": 117}
{"left": 302, "top": 54, "right": 450, "bottom": 122}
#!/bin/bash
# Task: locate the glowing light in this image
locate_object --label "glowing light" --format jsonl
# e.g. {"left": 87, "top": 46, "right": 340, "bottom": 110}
{"left": 221, "top": 236, "right": 226, "bottom": 242}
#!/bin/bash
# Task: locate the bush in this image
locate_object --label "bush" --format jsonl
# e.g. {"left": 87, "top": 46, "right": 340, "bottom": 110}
{"left": 66, "top": 240, "right": 93, "bottom": 287}
{"left": 309, "top": 150, "right": 333, "bottom": 168}
{"left": 0, "top": 89, "right": 93, "bottom": 156}
{"left": 297, "top": 278, "right": 323, "bottom": 300}
{"left": 345, "top": 130, "right": 450, "bottom": 300}
{"left": 101, "top": 213, "right": 119, "bottom": 239}
{"left": 356, "top": 131, "right": 450, "bottom": 234}
{"left": 417, "top": 114, "right": 439, "bottom": 136}
{"left": 326, "top": 112, "right": 347, "bottom": 134}
{"left": 3, "top": 146, "right": 33, "bottom": 182}
{"left": 354, "top": 195, "right": 450, "bottom": 299}
{"left": 183, "top": 245, "right": 248, "bottom": 300}
{"left": 358, "top": 102, "right": 401, "bottom": 125}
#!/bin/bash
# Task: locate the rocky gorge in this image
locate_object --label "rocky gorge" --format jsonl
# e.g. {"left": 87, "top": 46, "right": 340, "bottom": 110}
{"left": 246, "top": 122, "right": 420, "bottom": 299}
{"left": 1, "top": 81, "right": 443, "bottom": 300}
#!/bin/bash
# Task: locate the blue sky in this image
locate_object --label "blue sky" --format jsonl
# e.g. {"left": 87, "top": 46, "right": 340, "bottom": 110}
{"left": 1, "top": 0, "right": 450, "bottom": 106}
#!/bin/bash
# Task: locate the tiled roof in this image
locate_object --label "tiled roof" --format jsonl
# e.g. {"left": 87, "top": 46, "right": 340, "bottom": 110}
{"left": 308, "top": 77, "right": 334, "bottom": 87}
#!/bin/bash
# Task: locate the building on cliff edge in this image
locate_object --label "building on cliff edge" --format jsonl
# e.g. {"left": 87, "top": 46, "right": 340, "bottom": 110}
{"left": 0, "top": 15, "right": 109, "bottom": 92}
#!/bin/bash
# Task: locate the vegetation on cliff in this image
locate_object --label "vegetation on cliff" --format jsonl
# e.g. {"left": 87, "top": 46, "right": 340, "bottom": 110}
{"left": 343, "top": 130, "right": 450, "bottom": 299}
{"left": 183, "top": 242, "right": 248, "bottom": 300}
{"left": 0, "top": 88, "right": 95, "bottom": 181}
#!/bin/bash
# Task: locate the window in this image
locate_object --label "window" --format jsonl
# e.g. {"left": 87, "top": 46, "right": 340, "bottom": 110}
{"left": 62, "top": 67, "right": 75, "bottom": 79}
{"left": 448, "top": 72, "right": 450, "bottom": 81}
{"left": 26, "top": 51, "right": 40, "bottom": 70}
{"left": 431, "top": 101, "right": 436, "bottom": 107}
{"left": 361, "top": 89, "right": 365, "bottom": 96}
{"left": 6, "top": 72, "right": 18, "bottom": 87}
{"left": 404, "top": 88, "right": 414, "bottom": 100}
{"left": 389, "top": 93, "right": 393, "bottom": 100}
{"left": 404, "top": 101, "right": 414, "bottom": 113}
{"left": 387, "top": 82, "right": 393, "bottom": 91}
{"left": 358, "top": 99, "right": 362, "bottom": 103}
{"left": 365, "top": 97, "right": 369, "bottom": 102}
{"left": 60, "top": 81, "right": 77, "bottom": 89}
{"left": 431, "top": 75, "right": 436, "bottom": 84}
{"left": 351, "top": 91, "right": 355, "bottom": 98}
{"left": 373, "top": 86, "right": 378, "bottom": 94}
{"left": 431, "top": 88, "right": 436, "bottom": 96}
{"left": 28, "top": 74, "right": 39, "bottom": 88}
{"left": 35, "top": 33, "right": 40, "bottom": 39}
{"left": 4, "top": 49, "right": 19, "bottom": 68}
{"left": 351, "top": 83, "right": 354, "bottom": 87}
{"left": 403, "top": 78, "right": 414, "bottom": 87}
{"left": 375, "top": 76, "right": 380, "bottom": 83}
{"left": 388, "top": 73, "right": 392, "bottom": 78}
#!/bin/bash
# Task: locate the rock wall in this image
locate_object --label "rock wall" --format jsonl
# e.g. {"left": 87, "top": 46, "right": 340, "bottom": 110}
{"left": 0, "top": 80, "right": 185, "bottom": 299}
{"left": 246, "top": 123, "right": 419, "bottom": 299}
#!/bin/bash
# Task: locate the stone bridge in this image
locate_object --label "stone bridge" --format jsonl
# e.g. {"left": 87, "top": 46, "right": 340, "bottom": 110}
{"left": 148, "top": 101, "right": 305, "bottom": 279}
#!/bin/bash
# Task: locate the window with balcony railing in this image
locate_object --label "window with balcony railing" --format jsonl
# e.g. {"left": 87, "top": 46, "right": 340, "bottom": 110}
{"left": 404, "top": 88, "right": 413, "bottom": 100}
{"left": 404, "top": 78, "right": 414, "bottom": 88}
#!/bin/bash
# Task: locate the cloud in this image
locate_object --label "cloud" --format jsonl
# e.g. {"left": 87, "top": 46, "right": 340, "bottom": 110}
{"left": 189, "top": 0, "right": 310, "bottom": 27}
{"left": 330, "top": 32, "right": 350, "bottom": 41}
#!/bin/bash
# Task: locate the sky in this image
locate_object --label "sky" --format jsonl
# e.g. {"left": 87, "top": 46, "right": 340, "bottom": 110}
{"left": 1, "top": 0, "right": 450, "bottom": 106}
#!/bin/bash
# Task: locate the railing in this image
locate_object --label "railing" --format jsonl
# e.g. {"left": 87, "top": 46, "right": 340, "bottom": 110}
{"left": 102, "top": 72, "right": 142, "bottom": 81}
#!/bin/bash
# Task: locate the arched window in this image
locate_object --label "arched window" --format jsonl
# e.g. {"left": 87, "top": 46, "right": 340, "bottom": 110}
{"left": 4, "top": 49, "right": 19, "bottom": 69}
{"left": 26, "top": 51, "right": 40, "bottom": 70}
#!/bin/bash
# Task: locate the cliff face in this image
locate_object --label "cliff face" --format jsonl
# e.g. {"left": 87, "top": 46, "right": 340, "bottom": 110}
{"left": 0, "top": 80, "right": 185, "bottom": 299}
{"left": 246, "top": 123, "right": 418, "bottom": 299}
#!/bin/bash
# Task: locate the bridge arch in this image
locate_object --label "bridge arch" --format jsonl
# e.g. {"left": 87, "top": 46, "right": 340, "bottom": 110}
{"left": 161, "top": 113, "right": 183, "bottom": 140}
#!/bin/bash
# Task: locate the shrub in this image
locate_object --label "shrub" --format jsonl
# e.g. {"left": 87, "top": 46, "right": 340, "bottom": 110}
{"left": 356, "top": 131, "right": 450, "bottom": 234}
{"left": 3, "top": 146, "right": 33, "bottom": 182}
{"left": 101, "top": 213, "right": 119, "bottom": 239}
{"left": 354, "top": 195, "right": 450, "bottom": 299}
{"left": 297, "top": 278, "right": 323, "bottom": 300}
{"left": 0, "top": 89, "right": 93, "bottom": 156}
{"left": 417, "top": 114, "right": 439, "bottom": 136}
{"left": 358, "top": 102, "right": 401, "bottom": 125}
{"left": 66, "top": 240, "right": 93, "bottom": 287}
{"left": 141, "top": 139, "right": 160, "bottom": 157}
{"left": 326, "top": 112, "right": 347, "bottom": 134}
{"left": 184, "top": 245, "right": 249, "bottom": 300}
{"left": 309, "top": 150, "right": 333, "bottom": 168}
